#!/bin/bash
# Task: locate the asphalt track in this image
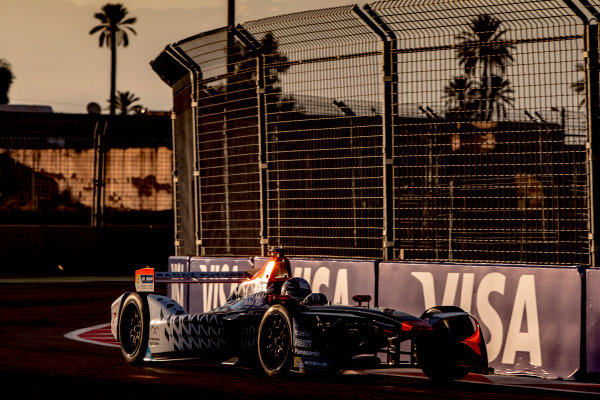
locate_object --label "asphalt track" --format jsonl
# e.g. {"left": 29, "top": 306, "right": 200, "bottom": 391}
{"left": 1, "top": 278, "right": 600, "bottom": 399}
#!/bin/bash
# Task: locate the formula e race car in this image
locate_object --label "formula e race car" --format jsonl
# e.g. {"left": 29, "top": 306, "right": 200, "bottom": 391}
{"left": 110, "top": 249, "right": 490, "bottom": 381}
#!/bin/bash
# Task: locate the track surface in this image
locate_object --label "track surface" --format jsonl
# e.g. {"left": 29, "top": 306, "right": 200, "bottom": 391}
{"left": 0, "top": 280, "right": 596, "bottom": 399}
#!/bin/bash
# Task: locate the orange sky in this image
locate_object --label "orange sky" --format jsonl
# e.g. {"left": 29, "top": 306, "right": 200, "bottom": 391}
{"left": 0, "top": 0, "right": 353, "bottom": 114}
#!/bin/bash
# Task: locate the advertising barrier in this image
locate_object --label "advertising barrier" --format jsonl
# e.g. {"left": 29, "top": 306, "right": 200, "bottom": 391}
{"left": 168, "top": 256, "right": 587, "bottom": 379}
{"left": 254, "top": 257, "right": 377, "bottom": 306}
{"left": 587, "top": 268, "right": 600, "bottom": 375}
{"left": 379, "top": 262, "right": 581, "bottom": 379}
{"left": 167, "top": 256, "right": 190, "bottom": 306}
{"left": 188, "top": 257, "right": 255, "bottom": 313}
{"left": 167, "top": 256, "right": 255, "bottom": 312}
{"left": 174, "top": 256, "right": 377, "bottom": 311}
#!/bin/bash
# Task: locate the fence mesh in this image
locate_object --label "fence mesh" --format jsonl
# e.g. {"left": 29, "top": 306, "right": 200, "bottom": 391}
{"left": 173, "top": 28, "right": 263, "bottom": 256}
{"left": 370, "top": 0, "right": 590, "bottom": 265}
{"left": 160, "top": 0, "right": 597, "bottom": 265}
{"left": 244, "top": 6, "right": 385, "bottom": 259}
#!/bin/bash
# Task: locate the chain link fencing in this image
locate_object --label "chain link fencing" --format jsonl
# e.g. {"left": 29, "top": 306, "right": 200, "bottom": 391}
{"left": 155, "top": 0, "right": 599, "bottom": 266}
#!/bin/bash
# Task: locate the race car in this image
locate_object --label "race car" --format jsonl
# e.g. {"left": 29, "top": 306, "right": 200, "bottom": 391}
{"left": 110, "top": 249, "right": 490, "bottom": 381}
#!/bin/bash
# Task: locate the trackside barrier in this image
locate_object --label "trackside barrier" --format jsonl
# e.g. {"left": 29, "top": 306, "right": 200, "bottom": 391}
{"left": 168, "top": 256, "right": 377, "bottom": 312}
{"left": 379, "top": 262, "right": 581, "bottom": 379}
{"left": 168, "top": 256, "right": 593, "bottom": 379}
{"left": 167, "top": 256, "right": 191, "bottom": 309}
{"left": 188, "top": 257, "right": 255, "bottom": 313}
{"left": 586, "top": 268, "right": 600, "bottom": 376}
{"left": 168, "top": 256, "right": 255, "bottom": 313}
{"left": 253, "top": 257, "right": 377, "bottom": 308}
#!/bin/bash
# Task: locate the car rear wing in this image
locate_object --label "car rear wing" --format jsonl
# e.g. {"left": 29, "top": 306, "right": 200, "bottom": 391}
{"left": 135, "top": 267, "right": 252, "bottom": 292}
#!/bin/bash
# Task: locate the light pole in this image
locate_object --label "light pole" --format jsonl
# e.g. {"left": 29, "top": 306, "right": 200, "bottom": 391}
{"left": 228, "top": 0, "right": 235, "bottom": 28}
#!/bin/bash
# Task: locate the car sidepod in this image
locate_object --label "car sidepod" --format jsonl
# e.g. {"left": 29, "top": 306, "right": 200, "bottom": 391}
{"left": 291, "top": 313, "right": 332, "bottom": 372}
{"left": 289, "top": 306, "right": 428, "bottom": 373}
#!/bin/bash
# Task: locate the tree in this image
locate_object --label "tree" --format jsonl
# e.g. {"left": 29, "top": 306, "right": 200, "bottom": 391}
{"left": 455, "top": 14, "right": 514, "bottom": 120}
{"left": 487, "top": 74, "right": 514, "bottom": 120}
{"left": 89, "top": 3, "right": 137, "bottom": 115}
{"left": 230, "top": 31, "right": 292, "bottom": 113}
{"left": 112, "top": 90, "right": 140, "bottom": 115}
{"left": 572, "top": 62, "right": 585, "bottom": 107}
{"left": 443, "top": 75, "right": 478, "bottom": 122}
{"left": 0, "top": 59, "right": 15, "bottom": 104}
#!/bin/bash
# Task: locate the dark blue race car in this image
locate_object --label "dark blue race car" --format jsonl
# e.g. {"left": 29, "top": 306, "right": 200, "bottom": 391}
{"left": 111, "top": 249, "right": 490, "bottom": 380}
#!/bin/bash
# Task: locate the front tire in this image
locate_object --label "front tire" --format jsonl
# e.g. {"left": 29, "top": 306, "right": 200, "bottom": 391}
{"left": 258, "top": 305, "right": 293, "bottom": 377}
{"left": 118, "top": 293, "right": 149, "bottom": 364}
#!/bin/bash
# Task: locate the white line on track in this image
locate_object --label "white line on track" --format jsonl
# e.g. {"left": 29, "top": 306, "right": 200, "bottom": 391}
{"left": 64, "top": 323, "right": 120, "bottom": 348}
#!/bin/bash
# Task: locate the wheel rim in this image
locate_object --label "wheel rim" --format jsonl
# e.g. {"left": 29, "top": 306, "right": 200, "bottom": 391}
{"left": 122, "top": 304, "right": 142, "bottom": 355}
{"left": 260, "top": 313, "right": 290, "bottom": 371}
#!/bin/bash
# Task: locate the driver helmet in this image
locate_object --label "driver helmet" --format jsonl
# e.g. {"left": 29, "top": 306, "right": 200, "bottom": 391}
{"left": 281, "top": 277, "right": 312, "bottom": 299}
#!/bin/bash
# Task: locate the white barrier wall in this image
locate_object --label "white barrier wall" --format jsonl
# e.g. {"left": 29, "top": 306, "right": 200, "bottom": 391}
{"left": 167, "top": 256, "right": 190, "bottom": 307}
{"left": 188, "top": 257, "right": 255, "bottom": 314}
{"left": 379, "top": 262, "right": 581, "bottom": 379}
{"left": 167, "top": 256, "right": 255, "bottom": 313}
{"left": 169, "top": 256, "right": 584, "bottom": 379}
{"left": 586, "top": 268, "right": 600, "bottom": 375}
{"left": 253, "top": 257, "right": 376, "bottom": 306}
{"left": 174, "top": 256, "right": 377, "bottom": 312}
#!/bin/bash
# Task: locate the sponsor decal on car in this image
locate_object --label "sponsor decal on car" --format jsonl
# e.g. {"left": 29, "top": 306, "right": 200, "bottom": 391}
{"left": 135, "top": 268, "right": 155, "bottom": 292}
{"left": 295, "top": 349, "right": 321, "bottom": 357}
{"left": 294, "top": 338, "right": 312, "bottom": 347}
{"left": 300, "top": 358, "right": 329, "bottom": 368}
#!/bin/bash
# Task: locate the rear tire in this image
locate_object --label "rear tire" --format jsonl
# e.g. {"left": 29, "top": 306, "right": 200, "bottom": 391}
{"left": 417, "top": 306, "right": 471, "bottom": 381}
{"left": 118, "top": 293, "right": 149, "bottom": 364}
{"left": 258, "top": 305, "right": 293, "bottom": 377}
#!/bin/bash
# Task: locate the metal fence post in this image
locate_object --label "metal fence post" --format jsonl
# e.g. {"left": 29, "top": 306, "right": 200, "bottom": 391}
{"left": 586, "top": 21, "right": 599, "bottom": 267}
{"left": 234, "top": 25, "right": 268, "bottom": 256}
{"left": 92, "top": 119, "right": 108, "bottom": 228}
{"left": 359, "top": 5, "right": 398, "bottom": 261}
{"left": 256, "top": 51, "right": 269, "bottom": 257}
{"left": 190, "top": 67, "right": 203, "bottom": 256}
{"left": 564, "top": 0, "right": 600, "bottom": 267}
{"left": 166, "top": 45, "right": 204, "bottom": 256}
{"left": 169, "top": 109, "right": 180, "bottom": 253}
{"left": 562, "top": 2, "right": 600, "bottom": 378}
{"left": 577, "top": 0, "right": 600, "bottom": 268}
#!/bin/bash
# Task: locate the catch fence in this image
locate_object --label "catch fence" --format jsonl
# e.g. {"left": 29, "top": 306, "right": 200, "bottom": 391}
{"left": 153, "top": 0, "right": 600, "bottom": 266}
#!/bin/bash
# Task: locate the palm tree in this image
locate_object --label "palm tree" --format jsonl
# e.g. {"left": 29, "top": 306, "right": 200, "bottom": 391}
{"left": 90, "top": 4, "right": 137, "bottom": 115}
{"left": 0, "top": 59, "right": 15, "bottom": 104}
{"left": 572, "top": 62, "right": 585, "bottom": 107}
{"left": 487, "top": 74, "right": 514, "bottom": 120}
{"left": 112, "top": 90, "right": 140, "bottom": 115}
{"left": 455, "top": 14, "right": 514, "bottom": 120}
{"left": 230, "top": 31, "right": 291, "bottom": 112}
{"left": 443, "top": 75, "right": 478, "bottom": 122}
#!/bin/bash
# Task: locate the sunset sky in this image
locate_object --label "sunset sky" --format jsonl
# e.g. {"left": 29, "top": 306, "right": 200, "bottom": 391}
{"left": 0, "top": 0, "right": 354, "bottom": 114}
